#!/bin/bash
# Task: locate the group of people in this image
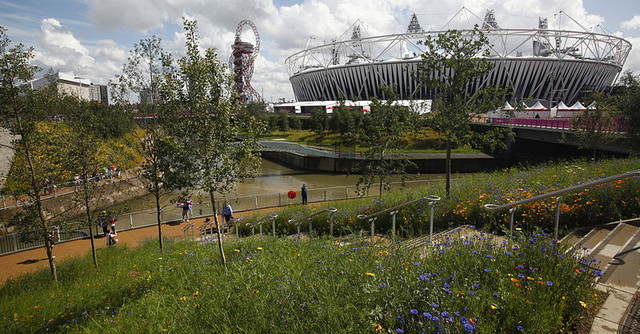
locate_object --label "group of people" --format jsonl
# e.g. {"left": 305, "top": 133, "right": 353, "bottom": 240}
{"left": 97, "top": 215, "right": 118, "bottom": 246}
{"left": 176, "top": 184, "right": 308, "bottom": 233}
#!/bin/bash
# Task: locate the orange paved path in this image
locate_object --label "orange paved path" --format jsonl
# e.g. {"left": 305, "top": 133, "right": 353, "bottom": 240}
{"left": 0, "top": 214, "right": 247, "bottom": 284}
{"left": 0, "top": 201, "right": 329, "bottom": 284}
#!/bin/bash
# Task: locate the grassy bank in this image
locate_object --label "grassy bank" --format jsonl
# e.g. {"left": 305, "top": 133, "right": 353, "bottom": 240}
{"left": 261, "top": 129, "right": 479, "bottom": 154}
{"left": 1, "top": 157, "right": 636, "bottom": 333}
{"left": 239, "top": 157, "right": 640, "bottom": 238}
{"left": 0, "top": 232, "right": 602, "bottom": 333}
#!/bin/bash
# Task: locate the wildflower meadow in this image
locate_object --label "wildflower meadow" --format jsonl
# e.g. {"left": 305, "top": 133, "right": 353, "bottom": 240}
{"left": 0, "top": 230, "right": 602, "bottom": 333}
{"left": 1, "top": 157, "right": 636, "bottom": 333}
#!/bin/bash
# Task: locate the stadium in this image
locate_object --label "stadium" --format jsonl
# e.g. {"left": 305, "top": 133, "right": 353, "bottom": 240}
{"left": 284, "top": 10, "right": 632, "bottom": 106}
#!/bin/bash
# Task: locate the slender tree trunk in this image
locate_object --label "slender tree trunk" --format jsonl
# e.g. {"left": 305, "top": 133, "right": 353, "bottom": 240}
{"left": 14, "top": 109, "right": 57, "bottom": 281}
{"left": 445, "top": 139, "right": 452, "bottom": 197}
{"left": 155, "top": 191, "right": 163, "bottom": 250}
{"left": 209, "top": 191, "right": 226, "bottom": 265}
{"left": 154, "top": 177, "right": 163, "bottom": 250}
{"left": 83, "top": 181, "right": 98, "bottom": 268}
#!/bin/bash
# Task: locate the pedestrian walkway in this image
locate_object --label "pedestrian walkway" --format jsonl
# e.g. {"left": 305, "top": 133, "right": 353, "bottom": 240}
{"left": 0, "top": 215, "right": 224, "bottom": 283}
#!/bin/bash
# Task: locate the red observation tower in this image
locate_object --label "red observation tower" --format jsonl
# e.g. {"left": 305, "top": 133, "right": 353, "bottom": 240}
{"left": 230, "top": 20, "right": 261, "bottom": 104}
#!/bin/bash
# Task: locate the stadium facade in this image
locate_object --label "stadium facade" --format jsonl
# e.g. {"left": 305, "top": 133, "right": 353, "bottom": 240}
{"left": 285, "top": 11, "right": 632, "bottom": 106}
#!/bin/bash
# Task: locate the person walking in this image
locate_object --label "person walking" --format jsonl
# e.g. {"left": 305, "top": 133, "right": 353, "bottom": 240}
{"left": 180, "top": 198, "right": 193, "bottom": 222}
{"left": 107, "top": 225, "right": 118, "bottom": 246}
{"left": 301, "top": 184, "right": 308, "bottom": 205}
{"left": 222, "top": 202, "right": 233, "bottom": 223}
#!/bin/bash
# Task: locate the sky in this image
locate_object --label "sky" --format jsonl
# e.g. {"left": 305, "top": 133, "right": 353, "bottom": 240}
{"left": 1, "top": 0, "right": 640, "bottom": 103}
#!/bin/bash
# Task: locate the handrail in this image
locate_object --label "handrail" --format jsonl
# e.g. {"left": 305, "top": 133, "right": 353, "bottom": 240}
{"left": 182, "top": 222, "right": 195, "bottom": 238}
{"left": 484, "top": 170, "right": 640, "bottom": 238}
{"left": 287, "top": 208, "right": 338, "bottom": 237}
{"left": 357, "top": 195, "right": 441, "bottom": 244}
{"left": 357, "top": 195, "right": 440, "bottom": 221}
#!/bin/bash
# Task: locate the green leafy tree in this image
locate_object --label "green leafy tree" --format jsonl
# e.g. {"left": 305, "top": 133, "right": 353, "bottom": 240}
{"left": 617, "top": 71, "right": 640, "bottom": 153}
{"left": 111, "top": 36, "right": 185, "bottom": 250}
{"left": 416, "top": 27, "right": 506, "bottom": 196}
{"left": 169, "top": 18, "right": 264, "bottom": 265}
{"left": 276, "top": 110, "right": 289, "bottom": 132}
{"left": 0, "top": 26, "right": 61, "bottom": 281}
{"left": 310, "top": 109, "right": 329, "bottom": 135}
{"left": 110, "top": 35, "right": 163, "bottom": 106}
{"left": 572, "top": 92, "right": 620, "bottom": 160}
{"left": 354, "top": 92, "right": 418, "bottom": 198}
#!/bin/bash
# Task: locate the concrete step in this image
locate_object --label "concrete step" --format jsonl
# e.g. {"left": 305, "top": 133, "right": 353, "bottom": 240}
{"left": 597, "top": 225, "right": 640, "bottom": 293}
{"left": 567, "top": 226, "right": 615, "bottom": 258}
{"left": 588, "top": 224, "right": 639, "bottom": 274}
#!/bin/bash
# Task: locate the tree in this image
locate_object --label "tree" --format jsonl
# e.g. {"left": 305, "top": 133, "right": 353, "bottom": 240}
{"left": 571, "top": 92, "right": 620, "bottom": 160}
{"left": 63, "top": 99, "right": 125, "bottom": 267}
{"left": 354, "top": 92, "right": 418, "bottom": 198}
{"left": 310, "top": 109, "right": 329, "bottom": 135}
{"left": 169, "top": 18, "right": 264, "bottom": 265}
{"left": 617, "top": 71, "right": 640, "bottom": 153}
{"left": 416, "top": 27, "right": 506, "bottom": 196}
{"left": 0, "top": 26, "right": 60, "bottom": 280}
{"left": 110, "top": 36, "right": 163, "bottom": 106}
{"left": 111, "top": 36, "right": 184, "bottom": 250}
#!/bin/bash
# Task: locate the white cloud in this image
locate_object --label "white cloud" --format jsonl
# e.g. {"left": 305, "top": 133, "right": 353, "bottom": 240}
{"left": 622, "top": 15, "right": 640, "bottom": 30}
{"left": 85, "top": 0, "right": 175, "bottom": 32}
{"left": 19, "top": 0, "right": 639, "bottom": 102}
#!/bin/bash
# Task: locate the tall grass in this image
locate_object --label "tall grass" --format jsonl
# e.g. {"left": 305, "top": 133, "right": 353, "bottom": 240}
{"left": 1, "top": 157, "right": 634, "bottom": 333}
{"left": 0, "top": 231, "right": 602, "bottom": 333}
{"left": 238, "top": 157, "right": 640, "bottom": 238}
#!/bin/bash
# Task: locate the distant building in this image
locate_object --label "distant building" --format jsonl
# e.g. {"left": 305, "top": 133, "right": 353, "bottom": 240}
{"left": 31, "top": 72, "right": 109, "bottom": 104}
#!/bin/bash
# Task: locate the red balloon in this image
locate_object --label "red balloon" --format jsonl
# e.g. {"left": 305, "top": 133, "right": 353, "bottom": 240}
{"left": 288, "top": 190, "right": 297, "bottom": 199}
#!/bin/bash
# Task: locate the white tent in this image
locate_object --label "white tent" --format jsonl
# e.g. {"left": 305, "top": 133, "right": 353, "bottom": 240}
{"left": 526, "top": 101, "right": 547, "bottom": 110}
{"left": 570, "top": 101, "right": 586, "bottom": 110}
{"left": 502, "top": 101, "right": 514, "bottom": 110}
{"left": 556, "top": 101, "right": 570, "bottom": 110}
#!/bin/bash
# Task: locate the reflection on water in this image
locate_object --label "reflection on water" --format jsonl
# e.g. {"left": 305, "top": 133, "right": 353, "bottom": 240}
{"left": 218, "top": 159, "right": 444, "bottom": 198}
{"left": 110, "top": 159, "right": 444, "bottom": 214}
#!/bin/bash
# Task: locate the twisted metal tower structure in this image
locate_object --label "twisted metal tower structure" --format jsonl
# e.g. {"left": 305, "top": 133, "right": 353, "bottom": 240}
{"left": 230, "top": 20, "right": 261, "bottom": 103}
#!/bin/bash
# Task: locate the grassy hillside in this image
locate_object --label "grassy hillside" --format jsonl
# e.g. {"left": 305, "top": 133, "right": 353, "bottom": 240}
{"left": 0, "top": 232, "right": 602, "bottom": 333}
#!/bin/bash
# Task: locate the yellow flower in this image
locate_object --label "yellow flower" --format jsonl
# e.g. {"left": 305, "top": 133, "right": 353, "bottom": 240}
{"left": 365, "top": 272, "right": 375, "bottom": 277}
{"left": 233, "top": 249, "right": 240, "bottom": 252}
{"left": 510, "top": 278, "right": 519, "bottom": 283}
{"left": 179, "top": 296, "right": 187, "bottom": 301}
{"left": 257, "top": 247, "right": 263, "bottom": 251}
{"left": 374, "top": 324, "right": 383, "bottom": 332}
{"left": 193, "top": 291, "right": 199, "bottom": 297}
{"left": 580, "top": 301, "right": 587, "bottom": 308}
{"left": 490, "top": 305, "right": 498, "bottom": 310}
{"left": 252, "top": 290, "right": 260, "bottom": 294}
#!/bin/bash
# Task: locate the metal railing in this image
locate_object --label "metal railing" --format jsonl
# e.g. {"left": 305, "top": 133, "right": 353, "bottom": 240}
{"left": 484, "top": 170, "right": 640, "bottom": 239}
{"left": 0, "top": 179, "right": 445, "bottom": 255}
{"left": 288, "top": 208, "right": 338, "bottom": 238}
{"left": 0, "top": 167, "right": 143, "bottom": 211}
{"left": 357, "top": 195, "right": 441, "bottom": 243}
{"left": 182, "top": 222, "right": 196, "bottom": 238}
{"left": 244, "top": 213, "right": 278, "bottom": 237}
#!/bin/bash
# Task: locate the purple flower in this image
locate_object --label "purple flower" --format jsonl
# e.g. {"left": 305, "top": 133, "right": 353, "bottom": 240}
{"left": 423, "top": 312, "right": 433, "bottom": 320}
{"left": 410, "top": 309, "right": 418, "bottom": 315}
{"left": 419, "top": 274, "right": 429, "bottom": 281}
{"left": 395, "top": 329, "right": 404, "bottom": 333}
{"left": 379, "top": 283, "right": 388, "bottom": 288}
{"left": 546, "top": 281, "right": 553, "bottom": 286}
{"left": 517, "top": 325, "right": 524, "bottom": 331}
{"left": 484, "top": 269, "right": 491, "bottom": 272}
{"left": 431, "top": 303, "right": 439, "bottom": 308}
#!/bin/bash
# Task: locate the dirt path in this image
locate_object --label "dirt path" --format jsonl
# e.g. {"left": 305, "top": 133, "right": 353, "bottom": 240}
{"left": 0, "top": 215, "right": 241, "bottom": 284}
